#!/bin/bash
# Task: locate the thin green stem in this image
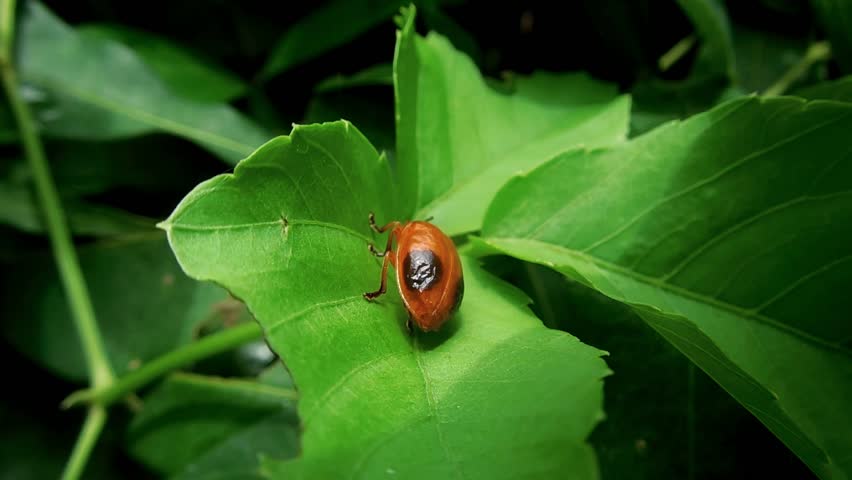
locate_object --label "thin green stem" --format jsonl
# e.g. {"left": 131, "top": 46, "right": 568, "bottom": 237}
{"left": 764, "top": 41, "right": 832, "bottom": 97}
{"left": 658, "top": 34, "right": 697, "bottom": 72}
{"left": 64, "top": 322, "right": 264, "bottom": 408}
{"left": 59, "top": 406, "right": 108, "bottom": 480}
{"left": 0, "top": 0, "right": 114, "bottom": 389}
{"left": 1, "top": 4, "right": 115, "bottom": 480}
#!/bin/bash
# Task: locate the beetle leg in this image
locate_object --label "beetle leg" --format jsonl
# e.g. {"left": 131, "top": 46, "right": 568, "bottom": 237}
{"left": 364, "top": 253, "right": 391, "bottom": 301}
{"left": 369, "top": 212, "right": 400, "bottom": 234}
{"left": 364, "top": 227, "right": 397, "bottom": 300}
{"left": 368, "top": 243, "right": 386, "bottom": 257}
{"left": 405, "top": 317, "right": 413, "bottom": 334}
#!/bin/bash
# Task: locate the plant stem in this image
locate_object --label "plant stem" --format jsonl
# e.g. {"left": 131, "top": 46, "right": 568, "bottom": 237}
{"left": 64, "top": 321, "right": 264, "bottom": 408}
{"left": 0, "top": 0, "right": 114, "bottom": 389}
{"left": 59, "top": 406, "right": 108, "bottom": 480}
{"left": 658, "top": 34, "right": 696, "bottom": 72}
{"left": 764, "top": 41, "right": 831, "bottom": 97}
{"left": 1, "top": 3, "right": 115, "bottom": 479}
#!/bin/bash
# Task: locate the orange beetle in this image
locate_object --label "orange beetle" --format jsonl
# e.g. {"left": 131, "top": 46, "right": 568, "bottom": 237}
{"left": 363, "top": 212, "right": 464, "bottom": 333}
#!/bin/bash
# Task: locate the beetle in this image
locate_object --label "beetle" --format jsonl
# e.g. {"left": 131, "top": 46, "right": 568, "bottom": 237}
{"left": 363, "top": 212, "right": 464, "bottom": 333}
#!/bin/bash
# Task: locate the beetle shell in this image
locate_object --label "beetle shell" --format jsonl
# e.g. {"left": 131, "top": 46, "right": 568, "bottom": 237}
{"left": 393, "top": 221, "right": 464, "bottom": 332}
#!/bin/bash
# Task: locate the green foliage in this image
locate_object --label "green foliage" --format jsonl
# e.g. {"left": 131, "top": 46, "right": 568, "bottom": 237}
{"left": 0, "top": 234, "right": 230, "bottom": 381}
{"left": 394, "top": 9, "right": 631, "bottom": 235}
{"left": 18, "top": 2, "right": 271, "bottom": 163}
{"left": 1, "top": 1, "right": 849, "bottom": 479}
{"left": 477, "top": 96, "right": 852, "bottom": 478}
{"left": 127, "top": 372, "right": 299, "bottom": 478}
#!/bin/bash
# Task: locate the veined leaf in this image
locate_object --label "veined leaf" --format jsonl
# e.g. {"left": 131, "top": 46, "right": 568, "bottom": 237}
{"left": 127, "top": 373, "right": 299, "bottom": 479}
{"left": 478, "top": 96, "right": 852, "bottom": 479}
{"left": 18, "top": 2, "right": 271, "bottom": 164}
{"left": 160, "top": 120, "right": 610, "bottom": 478}
{"left": 79, "top": 23, "right": 247, "bottom": 103}
{"left": 394, "top": 6, "right": 631, "bottom": 235}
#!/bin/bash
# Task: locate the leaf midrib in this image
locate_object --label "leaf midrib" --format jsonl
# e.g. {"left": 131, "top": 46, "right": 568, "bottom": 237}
{"left": 486, "top": 237, "right": 851, "bottom": 356}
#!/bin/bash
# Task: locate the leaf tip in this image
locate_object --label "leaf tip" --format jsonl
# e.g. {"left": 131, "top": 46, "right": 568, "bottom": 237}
{"left": 155, "top": 219, "right": 171, "bottom": 233}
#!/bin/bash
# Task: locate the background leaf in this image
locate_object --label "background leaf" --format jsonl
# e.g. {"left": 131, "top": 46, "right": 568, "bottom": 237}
{"left": 478, "top": 96, "right": 852, "bottom": 479}
{"left": 19, "top": 2, "right": 272, "bottom": 164}
{"left": 127, "top": 372, "right": 299, "bottom": 479}
{"left": 258, "top": 0, "right": 406, "bottom": 80}
{"left": 496, "top": 260, "right": 818, "bottom": 479}
{"left": 676, "top": 0, "right": 736, "bottom": 79}
{"left": 394, "top": 7, "right": 631, "bottom": 235}
{"left": 0, "top": 233, "right": 231, "bottom": 382}
{"left": 811, "top": 0, "right": 852, "bottom": 72}
{"left": 793, "top": 75, "right": 852, "bottom": 101}
{"left": 79, "top": 23, "right": 247, "bottom": 103}
{"left": 160, "top": 121, "right": 610, "bottom": 478}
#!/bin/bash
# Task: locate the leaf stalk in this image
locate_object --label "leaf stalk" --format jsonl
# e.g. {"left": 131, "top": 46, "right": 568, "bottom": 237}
{"left": 63, "top": 321, "right": 264, "bottom": 408}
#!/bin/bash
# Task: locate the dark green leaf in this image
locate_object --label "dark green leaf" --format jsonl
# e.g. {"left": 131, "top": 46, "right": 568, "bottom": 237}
{"left": 676, "top": 0, "right": 736, "bottom": 79}
{"left": 0, "top": 233, "right": 231, "bottom": 382}
{"left": 19, "top": 2, "right": 272, "bottom": 164}
{"left": 79, "top": 23, "right": 247, "bottom": 103}
{"left": 0, "top": 180, "right": 155, "bottom": 235}
{"left": 258, "top": 0, "right": 405, "bottom": 80}
{"left": 314, "top": 63, "right": 393, "bottom": 93}
{"left": 793, "top": 75, "right": 852, "bottom": 101}
{"left": 732, "top": 24, "right": 809, "bottom": 94}
{"left": 303, "top": 89, "right": 395, "bottom": 156}
{"left": 394, "top": 7, "right": 630, "bottom": 235}
{"left": 811, "top": 0, "right": 852, "bottom": 72}
{"left": 507, "top": 262, "right": 814, "bottom": 479}
{"left": 478, "top": 96, "right": 852, "bottom": 479}
{"left": 127, "top": 373, "right": 299, "bottom": 478}
{"left": 160, "top": 120, "right": 610, "bottom": 478}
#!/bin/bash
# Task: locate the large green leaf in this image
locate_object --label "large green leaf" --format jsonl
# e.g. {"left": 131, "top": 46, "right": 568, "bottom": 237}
{"left": 394, "top": 7, "right": 631, "bottom": 235}
{"left": 79, "top": 23, "right": 247, "bottom": 103}
{"left": 0, "top": 233, "right": 230, "bottom": 382}
{"left": 160, "top": 120, "right": 610, "bottom": 478}
{"left": 477, "top": 96, "right": 852, "bottom": 479}
{"left": 258, "top": 0, "right": 405, "bottom": 80}
{"left": 18, "top": 2, "right": 271, "bottom": 164}
{"left": 127, "top": 372, "right": 299, "bottom": 479}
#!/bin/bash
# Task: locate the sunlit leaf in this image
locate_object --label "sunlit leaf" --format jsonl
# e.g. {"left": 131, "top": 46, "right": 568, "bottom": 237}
{"left": 160, "top": 120, "right": 610, "bottom": 478}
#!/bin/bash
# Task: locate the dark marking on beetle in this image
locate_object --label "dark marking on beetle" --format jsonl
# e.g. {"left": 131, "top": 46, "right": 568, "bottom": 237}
{"left": 403, "top": 249, "right": 442, "bottom": 291}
